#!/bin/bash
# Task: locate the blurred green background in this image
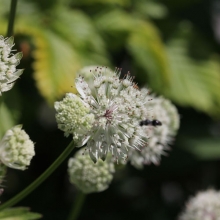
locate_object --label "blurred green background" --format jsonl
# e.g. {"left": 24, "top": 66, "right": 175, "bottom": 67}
{"left": 1, "top": 0, "right": 220, "bottom": 219}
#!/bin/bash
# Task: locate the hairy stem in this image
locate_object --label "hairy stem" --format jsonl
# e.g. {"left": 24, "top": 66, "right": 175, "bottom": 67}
{"left": 0, "top": 140, "right": 76, "bottom": 210}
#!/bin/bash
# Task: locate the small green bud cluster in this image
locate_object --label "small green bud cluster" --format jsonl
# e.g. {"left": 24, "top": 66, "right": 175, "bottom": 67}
{"left": 68, "top": 148, "right": 115, "bottom": 193}
{"left": 0, "top": 125, "right": 35, "bottom": 170}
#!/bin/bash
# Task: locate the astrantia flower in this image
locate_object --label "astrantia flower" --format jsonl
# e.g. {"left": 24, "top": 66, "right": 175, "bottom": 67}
{"left": 129, "top": 92, "right": 180, "bottom": 168}
{"left": 0, "top": 125, "right": 35, "bottom": 170}
{"left": 0, "top": 36, "right": 23, "bottom": 95}
{"left": 55, "top": 67, "right": 149, "bottom": 163}
{"left": 68, "top": 148, "right": 115, "bottom": 193}
{"left": 179, "top": 189, "right": 220, "bottom": 220}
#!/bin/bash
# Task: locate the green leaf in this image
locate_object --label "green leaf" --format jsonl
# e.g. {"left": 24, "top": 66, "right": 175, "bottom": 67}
{"left": 0, "top": 207, "right": 42, "bottom": 220}
{"left": 0, "top": 102, "right": 15, "bottom": 139}
{"left": 50, "top": 8, "right": 110, "bottom": 66}
{"left": 14, "top": 21, "right": 81, "bottom": 103}
{"left": 95, "top": 10, "right": 134, "bottom": 33}
{"left": 134, "top": 1, "right": 168, "bottom": 19}
{"left": 127, "top": 20, "right": 170, "bottom": 90}
{"left": 70, "top": 0, "right": 130, "bottom": 6}
{"left": 32, "top": 29, "right": 81, "bottom": 103}
{"left": 164, "top": 39, "right": 220, "bottom": 115}
{"left": 182, "top": 138, "right": 220, "bottom": 160}
{"left": 94, "top": 9, "right": 135, "bottom": 50}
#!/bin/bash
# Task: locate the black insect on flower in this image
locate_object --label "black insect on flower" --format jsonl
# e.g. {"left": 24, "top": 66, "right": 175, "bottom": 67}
{"left": 139, "top": 119, "right": 162, "bottom": 127}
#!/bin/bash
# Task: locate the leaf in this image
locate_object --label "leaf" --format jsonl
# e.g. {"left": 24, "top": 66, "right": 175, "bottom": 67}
{"left": 95, "top": 9, "right": 134, "bottom": 33}
{"left": 50, "top": 8, "right": 110, "bottom": 66}
{"left": 134, "top": 1, "right": 168, "bottom": 19}
{"left": 94, "top": 9, "right": 135, "bottom": 50}
{"left": 32, "top": 29, "right": 81, "bottom": 103}
{"left": 70, "top": 0, "right": 130, "bottom": 6}
{"left": 14, "top": 21, "right": 81, "bottom": 103}
{"left": 0, "top": 207, "right": 42, "bottom": 220}
{"left": 127, "top": 20, "right": 170, "bottom": 90}
{"left": 182, "top": 138, "right": 220, "bottom": 160}
{"left": 164, "top": 39, "right": 220, "bottom": 115}
{"left": 0, "top": 102, "right": 15, "bottom": 139}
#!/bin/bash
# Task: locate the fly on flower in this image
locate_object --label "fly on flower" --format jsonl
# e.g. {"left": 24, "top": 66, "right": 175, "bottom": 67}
{"left": 139, "top": 119, "right": 162, "bottom": 127}
{"left": 55, "top": 67, "right": 152, "bottom": 163}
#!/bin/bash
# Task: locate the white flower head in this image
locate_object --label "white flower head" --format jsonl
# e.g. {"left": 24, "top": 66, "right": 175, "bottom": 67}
{"left": 0, "top": 36, "right": 23, "bottom": 95}
{"left": 179, "top": 189, "right": 220, "bottom": 220}
{"left": 68, "top": 148, "right": 115, "bottom": 194}
{"left": 55, "top": 67, "right": 149, "bottom": 163}
{"left": 0, "top": 125, "right": 35, "bottom": 170}
{"left": 129, "top": 93, "right": 180, "bottom": 168}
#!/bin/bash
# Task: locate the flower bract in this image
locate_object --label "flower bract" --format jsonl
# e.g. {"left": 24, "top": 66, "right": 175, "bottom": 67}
{"left": 0, "top": 36, "right": 23, "bottom": 95}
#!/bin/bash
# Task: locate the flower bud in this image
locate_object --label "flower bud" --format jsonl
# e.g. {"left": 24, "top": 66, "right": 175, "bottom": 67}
{"left": 0, "top": 125, "right": 35, "bottom": 170}
{"left": 68, "top": 148, "right": 115, "bottom": 194}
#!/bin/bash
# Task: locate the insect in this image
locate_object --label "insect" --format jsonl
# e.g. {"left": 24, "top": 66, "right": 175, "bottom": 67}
{"left": 139, "top": 119, "right": 162, "bottom": 127}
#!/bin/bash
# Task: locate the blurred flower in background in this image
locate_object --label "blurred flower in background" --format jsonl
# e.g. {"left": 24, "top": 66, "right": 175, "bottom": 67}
{"left": 179, "top": 189, "right": 220, "bottom": 220}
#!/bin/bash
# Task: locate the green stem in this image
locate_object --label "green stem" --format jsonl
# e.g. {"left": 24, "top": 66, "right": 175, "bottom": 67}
{"left": 6, "top": 0, "right": 18, "bottom": 37}
{"left": 0, "top": 140, "right": 76, "bottom": 211}
{"left": 67, "top": 191, "right": 86, "bottom": 220}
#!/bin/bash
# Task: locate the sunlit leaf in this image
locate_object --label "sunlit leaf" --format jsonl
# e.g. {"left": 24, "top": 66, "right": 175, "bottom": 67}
{"left": 14, "top": 20, "right": 81, "bottom": 103}
{"left": 127, "top": 20, "right": 170, "bottom": 90}
{"left": 134, "top": 1, "right": 168, "bottom": 19}
{"left": 50, "top": 8, "right": 110, "bottom": 66}
{"left": 164, "top": 39, "right": 220, "bottom": 115}
{"left": 32, "top": 29, "right": 81, "bottom": 103}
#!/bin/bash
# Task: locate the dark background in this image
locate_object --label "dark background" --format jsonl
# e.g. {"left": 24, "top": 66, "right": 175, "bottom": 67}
{"left": 1, "top": 0, "right": 220, "bottom": 219}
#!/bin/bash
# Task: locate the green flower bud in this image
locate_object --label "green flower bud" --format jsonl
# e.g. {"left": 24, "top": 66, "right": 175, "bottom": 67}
{"left": 68, "top": 149, "right": 115, "bottom": 194}
{"left": 0, "top": 125, "right": 35, "bottom": 170}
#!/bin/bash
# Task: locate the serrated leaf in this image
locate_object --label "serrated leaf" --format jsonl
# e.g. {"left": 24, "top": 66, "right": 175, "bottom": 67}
{"left": 0, "top": 207, "right": 42, "bottom": 220}
{"left": 32, "top": 29, "right": 81, "bottom": 103}
{"left": 164, "top": 39, "right": 220, "bottom": 115}
{"left": 15, "top": 21, "right": 81, "bottom": 103}
{"left": 127, "top": 20, "right": 170, "bottom": 90}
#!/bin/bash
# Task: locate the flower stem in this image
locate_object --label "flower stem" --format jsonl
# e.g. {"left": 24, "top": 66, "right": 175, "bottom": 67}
{"left": 67, "top": 191, "right": 86, "bottom": 220}
{"left": 0, "top": 140, "right": 76, "bottom": 211}
{"left": 6, "top": 0, "right": 18, "bottom": 37}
